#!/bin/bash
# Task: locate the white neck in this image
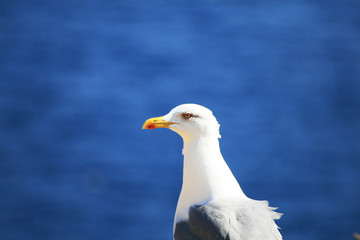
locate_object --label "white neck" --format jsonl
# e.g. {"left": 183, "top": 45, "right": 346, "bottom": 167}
{"left": 174, "top": 134, "right": 246, "bottom": 223}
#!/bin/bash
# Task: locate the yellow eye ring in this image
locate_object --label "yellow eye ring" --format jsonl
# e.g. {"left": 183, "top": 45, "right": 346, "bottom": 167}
{"left": 183, "top": 113, "right": 192, "bottom": 119}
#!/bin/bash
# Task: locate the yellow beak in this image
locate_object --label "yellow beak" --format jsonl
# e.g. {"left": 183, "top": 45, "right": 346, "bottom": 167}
{"left": 142, "top": 116, "right": 175, "bottom": 130}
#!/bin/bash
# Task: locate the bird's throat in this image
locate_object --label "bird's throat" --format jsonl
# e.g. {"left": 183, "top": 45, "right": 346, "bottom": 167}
{"left": 182, "top": 137, "right": 222, "bottom": 196}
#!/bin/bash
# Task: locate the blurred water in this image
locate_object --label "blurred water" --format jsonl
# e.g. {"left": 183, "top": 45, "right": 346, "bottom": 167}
{"left": 1, "top": 0, "right": 360, "bottom": 239}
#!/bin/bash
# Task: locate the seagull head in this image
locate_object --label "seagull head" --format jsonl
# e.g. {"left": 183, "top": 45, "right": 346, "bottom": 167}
{"left": 142, "top": 104, "right": 221, "bottom": 140}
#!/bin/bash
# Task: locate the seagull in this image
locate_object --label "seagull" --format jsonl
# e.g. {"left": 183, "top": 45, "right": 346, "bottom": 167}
{"left": 142, "top": 104, "right": 282, "bottom": 240}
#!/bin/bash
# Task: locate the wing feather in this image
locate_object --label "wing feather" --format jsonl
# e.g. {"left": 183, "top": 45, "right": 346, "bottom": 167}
{"left": 174, "top": 199, "right": 282, "bottom": 240}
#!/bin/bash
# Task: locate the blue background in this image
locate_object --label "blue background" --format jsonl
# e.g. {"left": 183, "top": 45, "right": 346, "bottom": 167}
{"left": 1, "top": 1, "right": 360, "bottom": 239}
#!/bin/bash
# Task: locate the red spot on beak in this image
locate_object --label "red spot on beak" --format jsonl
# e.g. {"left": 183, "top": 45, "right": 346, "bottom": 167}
{"left": 146, "top": 123, "right": 156, "bottom": 129}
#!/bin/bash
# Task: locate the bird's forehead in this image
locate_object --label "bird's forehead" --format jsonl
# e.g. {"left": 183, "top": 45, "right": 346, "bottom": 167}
{"left": 169, "top": 104, "right": 213, "bottom": 116}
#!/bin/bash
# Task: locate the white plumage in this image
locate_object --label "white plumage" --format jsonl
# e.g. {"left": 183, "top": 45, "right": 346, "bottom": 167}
{"left": 143, "top": 104, "right": 282, "bottom": 240}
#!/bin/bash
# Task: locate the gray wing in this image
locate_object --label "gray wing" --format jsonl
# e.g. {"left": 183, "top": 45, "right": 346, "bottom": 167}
{"left": 174, "top": 200, "right": 282, "bottom": 240}
{"left": 174, "top": 204, "right": 228, "bottom": 240}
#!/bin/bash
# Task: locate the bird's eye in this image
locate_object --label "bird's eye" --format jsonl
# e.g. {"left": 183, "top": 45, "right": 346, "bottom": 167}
{"left": 183, "top": 113, "right": 192, "bottom": 119}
